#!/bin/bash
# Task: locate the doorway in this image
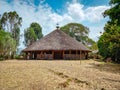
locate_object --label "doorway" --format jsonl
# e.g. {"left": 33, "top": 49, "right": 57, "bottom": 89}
{"left": 54, "top": 51, "right": 63, "bottom": 59}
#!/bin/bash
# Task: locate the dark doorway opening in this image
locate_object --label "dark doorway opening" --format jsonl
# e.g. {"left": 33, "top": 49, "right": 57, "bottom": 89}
{"left": 34, "top": 53, "right": 37, "bottom": 59}
{"left": 54, "top": 51, "right": 63, "bottom": 59}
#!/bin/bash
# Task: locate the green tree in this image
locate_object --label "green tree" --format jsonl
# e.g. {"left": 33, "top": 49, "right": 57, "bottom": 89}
{"left": 24, "top": 22, "right": 43, "bottom": 46}
{"left": 30, "top": 22, "right": 43, "bottom": 39}
{"left": 98, "top": 0, "right": 120, "bottom": 62}
{"left": 1, "top": 11, "right": 22, "bottom": 46}
{"left": 89, "top": 43, "right": 98, "bottom": 51}
{"left": 0, "top": 15, "right": 2, "bottom": 30}
{"left": 103, "top": 0, "right": 120, "bottom": 25}
{"left": 0, "top": 30, "right": 16, "bottom": 59}
{"left": 60, "top": 23, "right": 94, "bottom": 45}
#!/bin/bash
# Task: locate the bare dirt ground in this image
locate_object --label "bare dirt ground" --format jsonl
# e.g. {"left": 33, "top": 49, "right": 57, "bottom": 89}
{"left": 0, "top": 59, "right": 120, "bottom": 90}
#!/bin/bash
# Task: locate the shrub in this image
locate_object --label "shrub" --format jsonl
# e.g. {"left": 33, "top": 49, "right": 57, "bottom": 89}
{"left": 89, "top": 53, "right": 103, "bottom": 59}
{"left": 15, "top": 55, "right": 24, "bottom": 60}
{"left": 0, "top": 56, "right": 5, "bottom": 61}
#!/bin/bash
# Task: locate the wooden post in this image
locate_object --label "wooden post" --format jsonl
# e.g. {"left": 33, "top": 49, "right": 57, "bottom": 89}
{"left": 69, "top": 50, "right": 71, "bottom": 60}
{"left": 39, "top": 51, "right": 42, "bottom": 59}
{"left": 25, "top": 52, "right": 27, "bottom": 60}
{"left": 62, "top": 50, "right": 64, "bottom": 59}
{"left": 80, "top": 50, "right": 82, "bottom": 60}
{"left": 86, "top": 52, "right": 88, "bottom": 59}
{"left": 80, "top": 50, "right": 82, "bottom": 64}
{"left": 29, "top": 52, "right": 31, "bottom": 59}
{"left": 85, "top": 51, "right": 87, "bottom": 59}
{"left": 28, "top": 52, "right": 30, "bottom": 60}
{"left": 83, "top": 51, "right": 85, "bottom": 59}
{"left": 76, "top": 50, "right": 77, "bottom": 60}
{"left": 52, "top": 51, "right": 54, "bottom": 60}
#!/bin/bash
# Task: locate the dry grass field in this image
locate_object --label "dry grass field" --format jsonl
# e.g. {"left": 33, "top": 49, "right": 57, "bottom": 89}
{"left": 0, "top": 59, "right": 120, "bottom": 90}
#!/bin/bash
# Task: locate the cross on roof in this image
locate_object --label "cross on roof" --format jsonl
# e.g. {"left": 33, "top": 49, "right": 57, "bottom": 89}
{"left": 56, "top": 23, "right": 59, "bottom": 30}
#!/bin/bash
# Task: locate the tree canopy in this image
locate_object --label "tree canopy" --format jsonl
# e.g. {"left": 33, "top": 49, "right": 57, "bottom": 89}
{"left": 0, "top": 11, "right": 22, "bottom": 58}
{"left": 24, "top": 22, "right": 43, "bottom": 46}
{"left": 104, "top": 0, "right": 120, "bottom": 25}
{"left": 98, "top": 0, "right": 120, "bottom": 62}
{"left": 0, "top": 11, "right": 22, "bottom": 47}
{"left": 0, "top": 30, "right": 16, "bottom": 58}
{"left": 60, "top": 23, "right": 95, "bottom": 46}
{"left": 30, "top": 22, "right": 43, "bottom": 39}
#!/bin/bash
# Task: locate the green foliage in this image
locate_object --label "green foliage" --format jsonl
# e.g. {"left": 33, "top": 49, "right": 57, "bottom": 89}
{"left": 30, "top": 22, "right": 43, "bottom": 39}
{"left": 110, "top": 0, "right": 120, "bottom": 4}
{"left": 98, "top": 24, "right": 120, "bottom": 61}
{"left": 89, "top": 43, "right": 98, "bottom": 51}
{"left": 0, "top": 11, "right": 22, "bottom": 53}
{"left": 1, "top": 11, "right": 22, "bottom": 46}
{"left": 1, "top": 11, "right": 22, "bottom": 31}
{"left": 0, "top": 15, "right": 2, "bottom": 29}
{"left": 0, "top": 30, "right": 16, "bottom": 59}
{"left": 89, "top": 53, "right": 102, "bottom": 59}
{"left": 60, "top": 22, "right": 95, "bottom": 45}
{"left": 104, "top": 0, "right": 120, "bottom": 25}
{"left": 98, "top": 0, "right": 120, "bottom": 62}
{"left": 24, "top": 22, "right": 43, "bottom": 46}
{"left": 15, "top": 55, "right": 24, "bottom": 60}
{"left": 24, "top": 27, "right": 37, "bottom": 46}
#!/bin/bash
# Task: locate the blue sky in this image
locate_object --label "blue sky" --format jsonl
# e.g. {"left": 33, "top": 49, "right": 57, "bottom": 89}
{"left": 44, "top": 0, "right": 109, "bottom": 9}
{"left": 0, "top": 0, "right": 110, "bottom": 48}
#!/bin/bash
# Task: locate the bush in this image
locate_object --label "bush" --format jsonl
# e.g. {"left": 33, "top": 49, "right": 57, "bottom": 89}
{"left": 0, "top": 56, "right": 5, "bottom": 61}
{"left": 0, "top": 57, "right": 4, "bottom": 61}
{"left": 89, "top": 53, "right": 103, "bottom": 59}
{"left": 15, "top": 55, "right": 24, "bottom": 60}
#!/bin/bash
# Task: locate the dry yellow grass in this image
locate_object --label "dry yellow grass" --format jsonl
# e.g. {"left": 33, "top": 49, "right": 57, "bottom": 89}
{"left": 0, "top": 59, "right": 120, "bottom": 90}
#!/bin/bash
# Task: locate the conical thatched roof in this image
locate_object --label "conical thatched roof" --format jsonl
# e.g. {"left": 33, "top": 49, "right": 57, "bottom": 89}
{"left": 23, "top": 29, "right": 90, "bottom": 52}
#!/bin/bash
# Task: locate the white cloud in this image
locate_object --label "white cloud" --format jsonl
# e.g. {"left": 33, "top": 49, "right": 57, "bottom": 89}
{"left": 67, "top": 2, "right": 109, "bottom": 22}
{"left": 89, "top": 26, "right": 104, "bottom": 41}
{"left": 0, "top": 0, "right": 110, "bottom": 48}
{"left": 67, "top": 3, "right": 85, "bottom": 20}
{"left": 85, "top": 6, "right": 109, "bottom": 22}
{"left": 49, "top": 13, "right": 63, "bottom": 23}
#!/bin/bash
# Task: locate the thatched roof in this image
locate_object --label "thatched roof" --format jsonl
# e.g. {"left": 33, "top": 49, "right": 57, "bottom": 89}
{"left": 23, "top": 29, "right": 90, "bottom": 52}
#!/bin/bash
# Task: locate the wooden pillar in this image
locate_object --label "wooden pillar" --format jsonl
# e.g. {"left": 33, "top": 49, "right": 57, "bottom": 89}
{"left": 76, "top": 50, "right": 77, "bottom": 60}
{"left": 62, "top": 51, "right": 64, "bottom": 59}
{"left": 28, "top": 52, "right": 30, "bottom": 60}
{"left": 86, "top": 51, "right": 88, "bottom": 59}
{"left": 69, "top": 50, "right": 71, "bottom": 60}
{"left": 52, "top": 51, "right": 54, "bottom": 59}
{"left": 80, "top": 50, "right": 82, "bottom": 60}
{"left": 29, "top": 52, "right": 31, "bottom": 59}
{"left": 84, "top": 51, "right": 86, "bottom": 59}
{"left": 85, "top": 51, "right": 87, "bottom": 59}
{"left": 25, "top": 52, "right": 27, "bottom": 60}
{"left": 40, "top": 51, "right": 42, "bottom": 59}
{"left": 40, "top": 51, "right": 43, "bottom": 59}
{"left": 33, "top": 51, "right": 34, "bottom": 59}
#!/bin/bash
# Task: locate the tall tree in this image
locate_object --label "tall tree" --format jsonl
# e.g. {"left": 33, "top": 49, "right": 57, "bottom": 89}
{"left": 30, "top": 22, "right": 43, "bottom": 39}
{"left": 0, "top": 30, "right": 16, "bottom": 58}
{"left": 24, "top": 22, "right": 43, "bottom": 46}
{"left": 103, "top": 0, "right": 120, "bottom": 25}
{"left": 60, "top": 23, "right": 94, "bottom": 45}
{"left": 1, "top": 11, "right": 22, "bottom": 46}
{"left": 0, "top": 15, "right": 2, "bottom": 30}
{"left": 98, "top": 0, "right": 120, "bottom": 62}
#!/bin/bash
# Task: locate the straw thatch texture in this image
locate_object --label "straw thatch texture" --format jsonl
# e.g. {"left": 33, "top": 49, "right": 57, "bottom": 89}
{"left": 23, "top": 29, "right": 90, "bottom": 52}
